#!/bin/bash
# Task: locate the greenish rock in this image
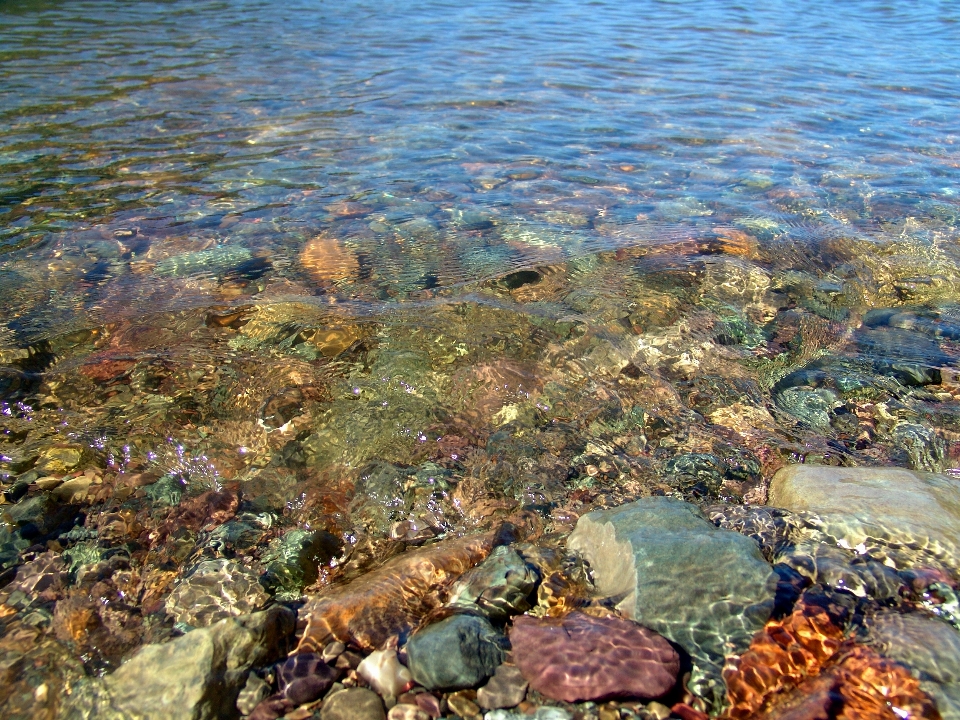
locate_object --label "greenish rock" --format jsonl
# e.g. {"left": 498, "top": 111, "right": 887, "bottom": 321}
{"left": 260, "top": 528, "right": 342, "bottom": 599}
{"left": 768, "top": 465, "right": 960, "bottom": 571}
{"left": 143, "top": 474, "right": 188, "bottom": 507}
{"left": 567, "top": 497, "right": 777, "bottom": 708}
{"left": 0, "top": 526, "right": 29, "bottom": 569}
{"left": 405, "top": 614, "right": 507, "bottom": 691}
{"left": 664, "top": 453, "right": 725, "bottom": 495}
{"left": 446, "top": 545, "right": 540, "bottom": 621}
{"left": 62, "top": 606, "right": 295, "bottom": 720}
{"left": 773, "top": 386, "right": 840, "bottom": 431}
{"left": 891, "top": 421, "right": 946, "bottom": 473}
{"left": 867, "top": 612, "right": 960, "bottom": 720}
{"left": 320, "top": 688, "right": 385, "bottom": 720}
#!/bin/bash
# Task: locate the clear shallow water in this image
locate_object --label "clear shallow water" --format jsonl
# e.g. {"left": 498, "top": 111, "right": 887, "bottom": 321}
{"left": 2, "top": 1, "right": 960, "bottom": 332}
{"left": 2, "top": 1, "right": 960, "bottom": 715}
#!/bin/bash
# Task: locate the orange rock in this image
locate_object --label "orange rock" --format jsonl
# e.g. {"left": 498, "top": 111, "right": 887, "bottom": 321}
{"left": 724, "top": 598, "right": 845, "bottom": 718}
{"left": 723, "top": 597, "right": 940, "bottom": 720}
{"left": 296, "top": 533, "right": 496, "bottom": 652}
{"left": 300, "top": 233, "right": 359, "bottom": 282}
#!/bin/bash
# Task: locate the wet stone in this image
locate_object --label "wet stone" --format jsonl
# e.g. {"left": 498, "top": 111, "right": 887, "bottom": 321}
{"left": 63, "top": 606, "right": 295, "bottom": 720}
{"left": 509, "top": 612, "right": 679, "bottom": 703}
{"left": 357, "top": 648, "right": 414, "bottom": 697}
{"left": 260, "top": 528, "right": 341, "bottom": 599}
{"left": 867, "top": 611, "right": 960, "bottom": 720}
{"left": 296, "top": 533, "right": 494, "bottom": 652}
{"left": 278, "top": 652, "right": 339, "bottom": 705}
{"left": 320, "top": 688, "right": 386, "bottom": 720}
{"left": 237, "top": 673, "right": 270, "bottom": 716}
{"left": 447, "top": 545, "right": 540, "bottom": 621}
{"left": 477, "top": 664, "right": 528, "bottom": 710}
{"left": 165, "top": 559, "right": 269, "bottom": 627}
{"left": 768, "top": 464, "right": 960, "bottom": 572}
{"left": 405, "top": 614, "right": 507, "bottom": 691}
{"left": 567, "top": 497, "right": 777, "bottom": 707}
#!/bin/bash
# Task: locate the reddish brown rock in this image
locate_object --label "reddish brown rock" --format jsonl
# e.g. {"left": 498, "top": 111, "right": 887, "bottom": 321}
{"left": 296, "top": 533, "right": 495, "bottom": 652}
{"left": 509, "top": 612, "right": 679, "bottom": 702}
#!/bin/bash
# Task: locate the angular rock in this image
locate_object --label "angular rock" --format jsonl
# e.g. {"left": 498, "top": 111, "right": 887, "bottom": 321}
{"left": 567, "top": 497, "right": 777, "bottom": 707}
{"left": 405, "top": 614, "right": 506, "bottom": 691}
{"left": 165, "top": 559, "right": 269, "bottom": 627}
{"left": 297, "top": 533, "right": 495, "bottom": 652}
{"left": 446, "top": 545, "right": 539, "bottom": 621}
{"left": 357, "top": 648, "right": 414, "bottom": 697}
{"left": 769, "top": 465, "right": 960, "bottom": 570}
{"left": 62, "top": 606, "right": 295, "bottom": 720}
{"left": 320, "top": 688, "right": 385, "bottom": 720}
{"left": 509, "top": 612, "right": 678, "bottom": 702}
{"left": 477, "top": 664, "right": 527, "bottom": 709}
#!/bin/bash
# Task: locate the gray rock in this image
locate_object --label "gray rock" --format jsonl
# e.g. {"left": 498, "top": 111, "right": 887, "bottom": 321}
{"left": 567, "top": 497, "right": 777, "bottom": 707}
{"left": 62, "top": 605, "right": 295, "bottom": 720}
{"left": 447, "top": 546, "right": 539, "bottom": 621}
{"left": 405, "top": 614, "right": 507, "bottom": 691}
{"left": 768, "top": 465, "right": 960, "bottom": 570}
{"left": 321, "top": 688, "right": 385, "bottom": 720}
{"left": 868, "top": 612, "right": 960, "bottom": 720}
{"left": 477, "top": 664, "right": 528, "bottom": 709}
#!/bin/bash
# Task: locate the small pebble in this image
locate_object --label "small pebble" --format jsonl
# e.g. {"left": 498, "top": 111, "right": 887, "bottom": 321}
{"left": 357, "top": 648, "right": 414, "bottom": 697}
{"left": 321, "top": 688, "right": 386, "bottom": 720}
{"left": 645, "top": 702, "right": 671, "bottom": 720}
{"left": 447, "top": 691, "right": 481, "bottom": 718}
{"left": 414, "top": 693, "right": 441, "bottom": 719}
{"left": 323, "top": 641, "right": 347, "bottom": 662}
{"left": 387, "top": 703, "right": 430, "bottom": 720}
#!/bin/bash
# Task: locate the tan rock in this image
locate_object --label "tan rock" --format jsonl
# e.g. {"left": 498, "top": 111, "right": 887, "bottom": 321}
{"left": 769, "top": 465, "right": 960, "bottom": 567}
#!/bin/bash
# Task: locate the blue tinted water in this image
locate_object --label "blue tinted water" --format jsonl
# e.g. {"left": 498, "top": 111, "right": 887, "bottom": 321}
{"left": 2, "top": 0, "right": 959, "bottom": 335}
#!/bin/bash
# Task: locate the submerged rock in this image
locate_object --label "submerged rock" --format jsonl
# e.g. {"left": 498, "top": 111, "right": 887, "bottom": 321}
{"left": 260, "top": 528, "right": 342, "bottom": 599}
{"left": 446, "top": 545, "right": 540, "bottom": 621}
{"left": 277, "top": 652, "right": 339, "bottom": 705}
{"left": 165, "top": 559, "right": 269, "bottom": 627}
{"left": 357, "top": 648, "right": 414, "bottom": 697}
{"left": 320, "top": 688, "right": 385, "bottom": 720}
{"left": 297, "top": 533, "right": 496, "bottom": 652}
{"left": 509, "top": 612, "right": 679, "bottom": 702}
{"left": 768, "top": 465, "right": 960, "bottom": 571}
{"left": 567, "top": 497, "right": 777, "bottom": 706}
{"left": 477, "top": 664, "right": 528, "bottom": 710}
{"left": 405, "top": 614, "right": 506, "bottom": 691}
{"left": 62, "top": 606, "right": 295, "bottom": 720}
{"left": 867, "top": 611, "right": 960, "bottom": 720}
{"left": 723, "top": 598, "right": 939, "bottom": 720}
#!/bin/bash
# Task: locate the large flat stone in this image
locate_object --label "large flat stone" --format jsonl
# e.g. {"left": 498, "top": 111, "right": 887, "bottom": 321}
{"left": 769, "top": 465, "right": 960, "bottom": 567}
{"left": 567, "top": 497, "right": 776, "bottom": 708}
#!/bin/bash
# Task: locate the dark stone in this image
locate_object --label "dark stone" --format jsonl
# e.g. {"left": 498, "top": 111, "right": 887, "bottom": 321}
{"left": 405, "top": 614, "right": 506, "bottom": 691}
